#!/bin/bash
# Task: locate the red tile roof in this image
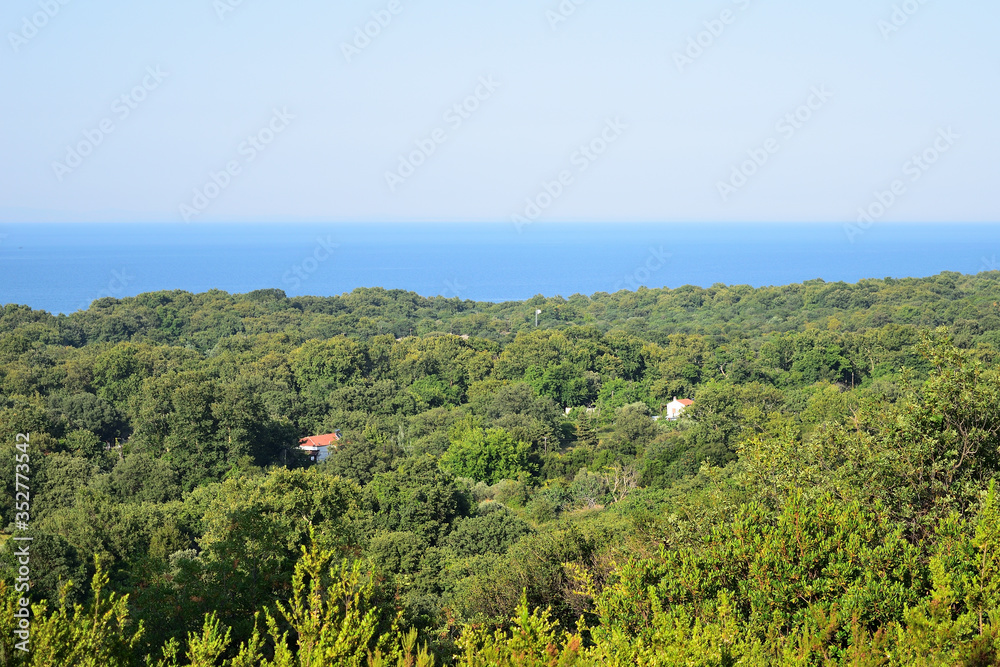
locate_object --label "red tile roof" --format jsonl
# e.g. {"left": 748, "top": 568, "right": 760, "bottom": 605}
{"left": 299, "top": 433, "right": 341, "bottom": 448}
{"left": 678, "top": 399, "right": 694, "bottom": 406}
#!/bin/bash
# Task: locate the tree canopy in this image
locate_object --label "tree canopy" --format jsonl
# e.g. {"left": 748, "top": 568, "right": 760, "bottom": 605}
{"left": 3, "top": 272, "right": 1000, "bottom": 664}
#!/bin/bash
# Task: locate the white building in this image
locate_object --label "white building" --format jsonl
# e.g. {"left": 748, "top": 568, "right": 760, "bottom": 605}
{"left": 665, "top": 397, "right": 694, "bottom": 421}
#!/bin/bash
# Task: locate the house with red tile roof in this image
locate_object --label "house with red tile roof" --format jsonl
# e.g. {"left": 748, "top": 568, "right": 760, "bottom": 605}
{"left": 665, "top": 397, "right": 694, "bottom": 421}
{"left": 298, "top": 431, "right": 341, "bottom": 463}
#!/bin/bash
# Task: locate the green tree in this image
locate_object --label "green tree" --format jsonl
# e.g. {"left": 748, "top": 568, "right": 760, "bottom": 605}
{"left": 0, "top": 558, "right": 144, "bottom": 667}
{"left": 94, "top": 453, "right": 181, "bottom": 504}
{"left": 365, "top": 455, "right": 471, "bottom": 544}
{"left": 442, "top": 508, "right": 533, "bottom": 558}
{"left": 442, "top": 420, "right": 535, "bottom": 485}
{"left": 197, "top": 468, "right": 363, "bottom": 639}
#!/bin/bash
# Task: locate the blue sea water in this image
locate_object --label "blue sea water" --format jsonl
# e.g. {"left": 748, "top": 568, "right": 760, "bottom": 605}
{"left": 0, "top": 222, "right": 998, "bottom": 315}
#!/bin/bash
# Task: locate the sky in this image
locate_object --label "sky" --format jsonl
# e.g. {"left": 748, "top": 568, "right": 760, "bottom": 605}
{"left": 1, "top": 0, "right": 997, "bottom": 224}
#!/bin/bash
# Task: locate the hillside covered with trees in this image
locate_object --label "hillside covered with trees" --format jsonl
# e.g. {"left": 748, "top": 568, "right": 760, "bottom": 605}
{"left": 3, "top": 271, "right": 1000, "bottom": 665}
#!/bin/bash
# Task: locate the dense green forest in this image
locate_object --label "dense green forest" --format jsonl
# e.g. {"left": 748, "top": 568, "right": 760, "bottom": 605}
{"left": 3, "top": 271, "right": 1000, "bottom": 665}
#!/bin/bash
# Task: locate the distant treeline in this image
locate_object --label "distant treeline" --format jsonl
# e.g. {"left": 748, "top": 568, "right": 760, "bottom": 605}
{"left": 4, "top": 270, "right": 998, "bottom": 349}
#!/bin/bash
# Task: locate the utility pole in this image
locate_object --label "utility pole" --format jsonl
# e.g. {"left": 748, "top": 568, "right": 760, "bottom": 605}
{"left": 535, "top": 309, "right": 541, "bottom": 326}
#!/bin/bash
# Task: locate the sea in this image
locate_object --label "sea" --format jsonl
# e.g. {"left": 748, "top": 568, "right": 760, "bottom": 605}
{"left": 1, "top": 222, "right": 998, "bottom": 315}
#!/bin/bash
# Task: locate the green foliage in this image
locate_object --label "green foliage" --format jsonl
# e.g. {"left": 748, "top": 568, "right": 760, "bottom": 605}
{"left": 1, "top": 531, "right": 88, "bottom": 607}
{"left": 197, "top": 468, "right": 362, "bottom": 631}
{"left": 318, "top": 434, "right": 401, "bottom": 486}
{"left": 442, "top": 418, "right": 536, "bottom": 485}
{"left": 368, "top": 531, "right": 426, "bottom": 575}
{"left": 6, "top": 276, "right": 1000, "bottom": 663}
{"left": 95, "top": 453, "right": 182, "bottom": 504}
{"left": 0, "top": 558, "right": 143, "bottom": 667}
{"left": 524, "top": 362, "right": 595, "bottom": 408}
{"left": 263, "top": 548, "right": 391, "bottom": 666}
{"left": 147, "top": 540, "right": 409, "bottom": 667}
{"left": 442, "top": 508, "right": 534, "bottom": 558}
{"left": 290, "top": 337, "right": 366, "bottom": 392}
{"left": 454, "top": 594, "right": 586, "bottom": 667}
{"left": 365, "top": 455, "right": 471, "bottom": 544}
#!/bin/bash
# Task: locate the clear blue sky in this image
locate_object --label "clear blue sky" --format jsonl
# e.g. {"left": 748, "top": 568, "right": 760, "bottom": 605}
{"left": 1, "top": 0, "right": 997, "bottom": 224}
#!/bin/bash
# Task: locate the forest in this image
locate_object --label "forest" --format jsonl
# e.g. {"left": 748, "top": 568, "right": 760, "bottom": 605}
{"left": 2, "top": 270, "right": 1000, "bottom": 665}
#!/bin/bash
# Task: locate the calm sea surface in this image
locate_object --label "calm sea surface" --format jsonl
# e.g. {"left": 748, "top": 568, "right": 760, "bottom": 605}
{"left": 0, "top": 223, "right": 998, "bottom": 315}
